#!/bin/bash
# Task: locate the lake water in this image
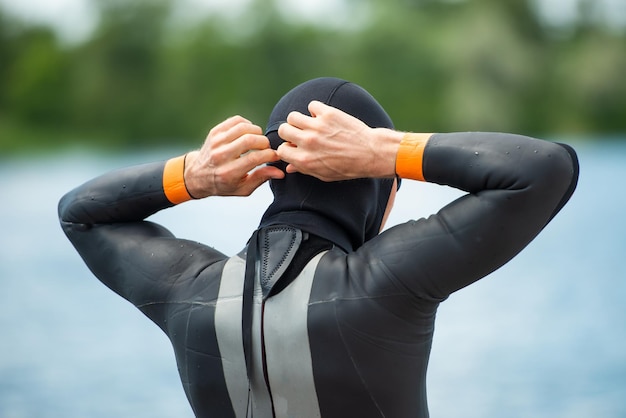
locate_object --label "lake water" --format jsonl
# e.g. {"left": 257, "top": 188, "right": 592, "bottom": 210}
{"left": 1, "top": 140, "right": 625, "bottom": 418}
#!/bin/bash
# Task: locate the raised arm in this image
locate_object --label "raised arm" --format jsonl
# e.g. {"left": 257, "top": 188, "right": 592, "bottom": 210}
{"left": 58, "top": 155, "right": 225, "bottom": 319}
{"left": 59, "top": 116, "right": 284, "bottom": 317}
{"left": 277, "top": 101, "right": 579, "bottom": 300}
{"left": 381, "top": 131, "right": 577, "bottom": 299}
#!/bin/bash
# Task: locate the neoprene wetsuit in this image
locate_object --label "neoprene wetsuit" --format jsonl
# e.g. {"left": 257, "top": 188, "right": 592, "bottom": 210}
{"left": 59, "top": 78, "right": 579, "bottom": 418}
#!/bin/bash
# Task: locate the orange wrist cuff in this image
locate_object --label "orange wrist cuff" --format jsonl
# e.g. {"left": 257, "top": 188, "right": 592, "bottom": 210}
{"left": 395, "top": 133, "right": 432, "bottom": 182}
{"left": 163, "top": 155, "right": 193, "bottom": 204}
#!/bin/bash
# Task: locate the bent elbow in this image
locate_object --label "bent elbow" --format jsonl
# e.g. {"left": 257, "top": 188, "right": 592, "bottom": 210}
{"left": 526, "top": 141, "right": 579, "bottom": 223}
{"left": 544, "top": 142, "right": 579, "bottom": 195}
{"left": 57, "top": 190, "right": 92, "bottom": 234}
{"left": 57, "top": 193, "right": 69, "bottom": 222}
{"left": 57, "top": 191, "right": 77, "bottom": 224}
{"left": 549, "top": 142, "right": 579, "bottom": 219}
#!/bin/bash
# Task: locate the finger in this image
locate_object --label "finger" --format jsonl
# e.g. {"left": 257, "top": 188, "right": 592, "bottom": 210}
{"left": 228, "top": 121, "right": 263, "bottom": 139}
{"left": 224, "top": 115, "right": 254, "bottom": 129}
{"left": 275, "top": 141, "right": 298, "bottom": 162}
{"left": 233, "top": 148, "right": 281, "bottom": 175}
{"left": 278, "top": 122, "right": 304, "bottom": 144}
{"left": 216, "top": 122, "right": 263, "bottom": 149}
{"left": 248, "top": 165, "right": 285, "bottom": 183}
{"left": 285, "top": 163, "right": 299, "bottom": 174}
{"left": 208, "top": 118, "right": 261, "bottom": 147}
{"left": 229, "top": 133, "right": 271, "bottom": 158}
{"left": 285, "top": 110, "right": 314, "bottom": 130}
{"left": 236, "top": 166, "right": 285, "bottom": 196}
{"left": 212, "top": 115, "right": 252, "bottom": 135}
{"left": 307, "top": 100, "right": 329, "bottom": 117}
{"left": 237, "top": 159, "right": 285, "bottom": 195}
{"left": 201, "top": 133, "right": 267, "bottom": 167}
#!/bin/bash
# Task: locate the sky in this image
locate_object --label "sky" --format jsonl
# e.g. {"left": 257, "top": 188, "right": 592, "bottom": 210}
{"left": 1, "top": 0, "right": 625, "bottom": 43}
{"left": 0, "top": 0, "right": 363, "bottom": 42}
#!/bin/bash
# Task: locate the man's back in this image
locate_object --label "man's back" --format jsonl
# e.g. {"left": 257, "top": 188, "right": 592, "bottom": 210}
{"left": 129, "top": 225, "right": 433, "bottom": 417}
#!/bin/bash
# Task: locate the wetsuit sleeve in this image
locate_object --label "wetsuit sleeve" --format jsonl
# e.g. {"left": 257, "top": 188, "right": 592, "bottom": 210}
{"left": 58, "top": 158, "right": 226, "bottom": 322}
{"left": 366, "top": 132, "right": 579, "bottom": 301}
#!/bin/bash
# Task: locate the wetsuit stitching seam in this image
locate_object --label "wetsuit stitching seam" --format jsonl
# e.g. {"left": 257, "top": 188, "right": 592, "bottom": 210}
{"left": 263, "top": 227, "right": 297, "bottom": 282}
{"left": 308, "top": 293, "right": 406, "bottom": 306}
{"left": 136, "top": 300, "right": 218, "bottom": 308}
{"left": 183, "top": 304, "right": 197, "bottom": 414}
{"left": 184, "top": 345, "right": 222, "bottom": 359}
{"left": 334, "top": 305, "right": 388, "bottom": 418}
{"left": 326, "top": 80, "right": 351, "bottom": 104}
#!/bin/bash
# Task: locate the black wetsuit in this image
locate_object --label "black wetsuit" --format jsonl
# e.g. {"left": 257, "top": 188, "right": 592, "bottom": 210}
{"left": 59, "top": 131, "right": 578, "bottom": 417}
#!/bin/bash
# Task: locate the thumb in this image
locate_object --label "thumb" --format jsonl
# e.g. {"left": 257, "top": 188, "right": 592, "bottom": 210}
{"left": 242, "top": 166, "right": 285, "bottom": 195}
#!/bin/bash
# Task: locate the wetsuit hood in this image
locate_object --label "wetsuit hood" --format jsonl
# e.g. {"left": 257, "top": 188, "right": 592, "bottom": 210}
{"left": 260, "top": 77, "right": 396, "bottom": 252}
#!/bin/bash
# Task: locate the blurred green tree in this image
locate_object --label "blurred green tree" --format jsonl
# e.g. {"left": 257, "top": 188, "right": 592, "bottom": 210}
{"left": 4, "top": 25, "right": 70, "bottom": 125}
{"left": 68, "top": 0, "right": 172, "bottom": 145}
{"left": 0, "top": 0, "right": 624, "bottom": 154}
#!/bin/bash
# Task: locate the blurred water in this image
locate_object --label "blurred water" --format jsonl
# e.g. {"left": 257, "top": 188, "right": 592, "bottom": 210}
{"left": 0, "top": 140, "right": 624, "bottom": 417}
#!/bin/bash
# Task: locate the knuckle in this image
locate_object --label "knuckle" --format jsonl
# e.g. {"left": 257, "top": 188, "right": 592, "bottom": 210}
{"left": 242, "top": 151, "right": 260, "bottom": 167}
{"left": 205, "top": 130, "right": 225, "bottom": 147}
{"left": 242, "top": 133, "right": 259, "bottom": 149}
{"left": 229, "top": 115, "right": 247, "bottom": 125}
{"left": 229, "top": 122, "right": 245, "bottom": 138}
{"left": 209, "top": 147, "right": 228, "bottom": 164}
{"left": 300, "top": 132, "right": 316, "bottom": 147}
{"left": 206, "top": 128, "right": 218, "bottom": 142}
{"left": 292, "top": 156, "right": 311, "bottom": 172}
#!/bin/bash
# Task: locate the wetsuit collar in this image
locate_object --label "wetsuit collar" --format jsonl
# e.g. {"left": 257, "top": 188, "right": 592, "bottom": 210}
{"left": 260, "top": 210, "right": 353, "bottom": 253}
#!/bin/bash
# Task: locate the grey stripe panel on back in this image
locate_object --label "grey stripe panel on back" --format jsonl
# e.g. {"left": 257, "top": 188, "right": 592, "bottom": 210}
{"left": 215, "top": 255, "right": 249, "bottom": 418}
{"left": 264, "top": 252, "right": 326, "bottom": 418}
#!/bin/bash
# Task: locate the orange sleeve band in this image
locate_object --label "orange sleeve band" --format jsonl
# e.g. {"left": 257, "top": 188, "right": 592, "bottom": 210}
{"left": 163, "top": 155, "right": 193, "bottom": 204}
{"left": 395, "top": 133, "right": 432, "bottom": 182}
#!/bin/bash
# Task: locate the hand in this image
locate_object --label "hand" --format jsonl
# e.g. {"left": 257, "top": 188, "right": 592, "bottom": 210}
{"left": 184, "top": 116, "right": 285, "bottom": 198}
{"left": 276, "top": 101, "right": 402, "bottom": 182}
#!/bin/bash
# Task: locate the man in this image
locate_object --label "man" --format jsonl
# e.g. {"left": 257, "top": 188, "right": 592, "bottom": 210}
{"left": 59, "top": 77, "right": 579, "bottom": 417}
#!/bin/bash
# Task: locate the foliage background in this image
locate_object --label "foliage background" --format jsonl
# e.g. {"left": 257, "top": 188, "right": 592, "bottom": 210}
{"left": 1, "top": 0, "right": 625, "bottom": 154}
